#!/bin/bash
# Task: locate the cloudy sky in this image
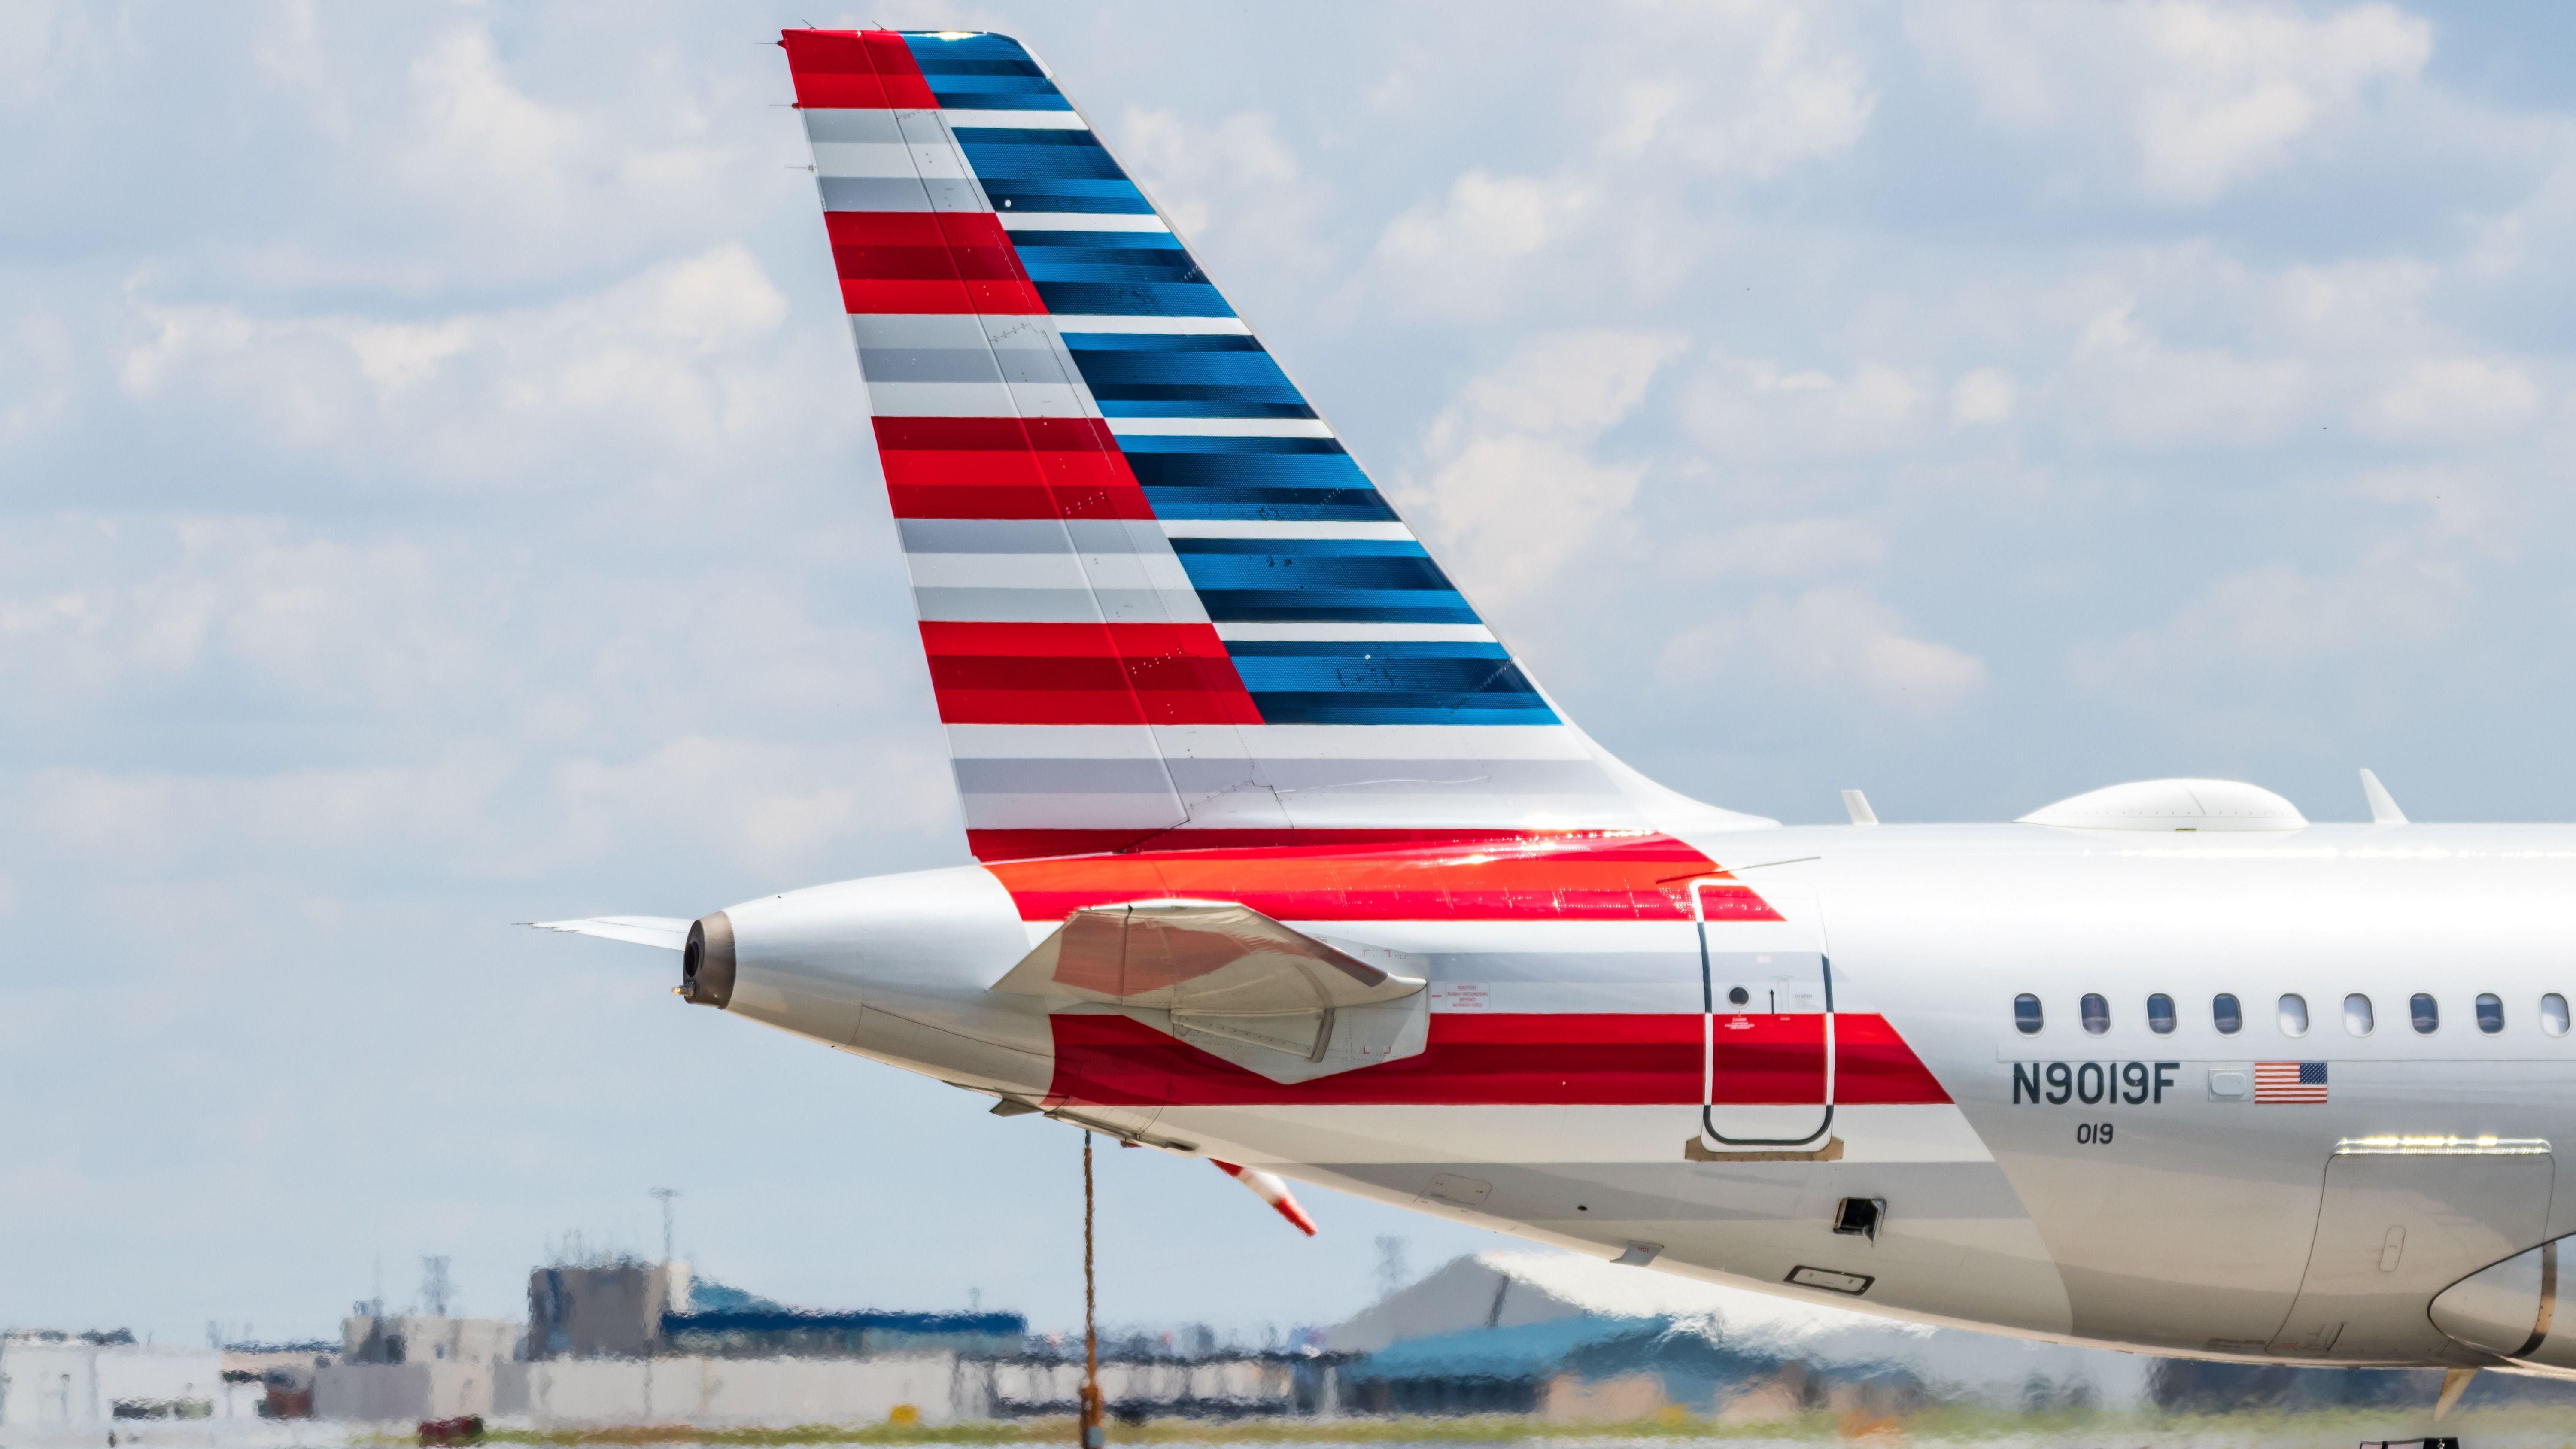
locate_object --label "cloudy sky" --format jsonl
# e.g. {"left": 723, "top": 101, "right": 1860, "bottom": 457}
{"left": 8, "top": 0, "right": 2576, "bottom": 1343}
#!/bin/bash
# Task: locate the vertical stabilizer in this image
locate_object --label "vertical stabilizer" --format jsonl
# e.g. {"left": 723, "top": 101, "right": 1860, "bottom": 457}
{"left": 778, "top": 30, "right": 1773, "bottom": 859}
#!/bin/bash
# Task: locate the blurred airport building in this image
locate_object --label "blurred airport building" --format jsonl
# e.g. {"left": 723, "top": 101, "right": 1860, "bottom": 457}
{"left": 22, "top": 1246, "right": 2576, "bottom": 1428}
{"left": 305, "top": 1255, "right": 1046, "bottom": 1427}
{"left": 316, "top": 1311, "right": 523, "bottom": 1423}
{"left": 1329, "top": 1250, "right": 2147, "bottom": 1420}
{"left": 527, "top": 1261, "right": 685, "bottom": 1360}
{"left": 0, "top": 1331, "right": 269, "bottom": 1427}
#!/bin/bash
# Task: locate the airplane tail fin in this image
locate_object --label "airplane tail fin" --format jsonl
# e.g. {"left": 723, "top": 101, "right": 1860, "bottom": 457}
{"left": 778, "top": 30, "right": 1773, "bottom": 860}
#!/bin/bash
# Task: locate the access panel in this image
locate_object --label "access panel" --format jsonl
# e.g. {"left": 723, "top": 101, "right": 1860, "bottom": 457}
{"left": 2269, "top": 1140, "right": 2554, "bottom": 1360}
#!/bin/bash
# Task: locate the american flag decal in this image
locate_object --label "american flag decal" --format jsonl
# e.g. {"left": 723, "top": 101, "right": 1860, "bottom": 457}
{"left": 2255, "top": 1061, "right": 2328, "bottom": 1103}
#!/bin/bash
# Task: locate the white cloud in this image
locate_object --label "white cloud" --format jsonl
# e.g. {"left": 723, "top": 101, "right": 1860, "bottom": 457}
{"left": 1383, "top": 171, "right": 1586, "bottom": 261}
{"left": 1952, "top": 368, "right": 2016, "bottom": 426}
{"left": 15, "top": 734, "right": 954, "bottom": 889}
{"left": 2069, "top": 538, "right": 2473, "bottom": 711}
{"left": 0, "top": 309, "right": 82, "bottom": 452}
{"left": 1397, "top": 330, "right": 1686, "bottom": 603}
{"left": 346, "top": 319, "right": 475, "bottom": 394}
{"left": 2357, "top": 356, "right": 2541, "bottom": 441}
{"left": 0, "top": 510, "right": 928, "bottom": 809}
{"left": 2348, "top": 465, "right": 2503, "bottom": 544}
{"left": 0, "top": 0, "right": 80, "bottom": 112}
{"left": 2130, "top": 2, "right": 2427, "bottom": 200}
{"left": 398, "top": 26, "right": 598, "bottom": 227}
{"left": 1352, "top": 3, "right": 1874, "bottom": 324}
{"left": 116, "top": 244, "right": 805, "bottom": 476}
{"left": 1115, "top": 107, "right": 1299, "bottom": 243}
{"left": 1680, "top": 357, "right": 1927, "bottom": 459}
{"left": 1657, "top": 587, "right": 1985, "bottom": 717}
{"left": 2273, "top": 259, "right": 2439, "bottom": 343}
{"left": 1914, "top": 0, "right": 2429, "bottom": 203}
{"left": 1429, "top": 329, "right": 1685, "bottom": 446}
{"left": 1689, "top": 517, "right": 1890, "bottom": 581}
{"left": 2060, "top": 302, "right": 2307, "bottom": 447}
{"left": 1599, "top": 6, "right": 1874, "bottom": 177}
{"left": 1373, "top": 170, "right": 1599, "bottom": 320}
{"left": 386, "top": 22, "right": 747, "bottom": 252}
{"left": 553, "top": 735, "right": 957, "bottom": 879}
{"left": 1414, "top": 434, "right": 1649, "bottom": 606}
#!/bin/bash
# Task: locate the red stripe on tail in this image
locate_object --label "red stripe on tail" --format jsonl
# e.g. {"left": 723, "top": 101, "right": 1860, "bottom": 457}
{"left": 860, "top": 32, "right": 939, "bottom": 108}
{"left": 779, "top": 30, "right": 936, "bottom": 109}
{"left": 826, "top": 212, "right": 1043, "bottom": 315}
{"left": 963, "top": 826, "right": 1575, "bottom": 863}
{"left": 780, "top": 32, "right": 894, "bottom": 109}
{"left": 922, "top": 622, "right": 1261, "bottom": 726}
{"left": 873, "top": 418, "right": 1159, "bottom": 522}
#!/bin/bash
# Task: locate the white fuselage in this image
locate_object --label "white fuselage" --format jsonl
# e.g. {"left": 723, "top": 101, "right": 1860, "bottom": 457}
{"left": 705, "top": 821, "right": 2576, "bottom": 1370}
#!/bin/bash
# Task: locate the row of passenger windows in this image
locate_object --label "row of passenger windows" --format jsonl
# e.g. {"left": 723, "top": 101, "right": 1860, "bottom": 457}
{"left": 2011, "top": 991, "right": 2575, "bottom": 1038}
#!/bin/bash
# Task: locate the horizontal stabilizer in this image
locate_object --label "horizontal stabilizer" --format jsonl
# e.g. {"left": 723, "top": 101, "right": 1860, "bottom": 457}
{"left": 996, "top": 900, "right": 1430, "bottom": 1083}
{"left": 993, "top": 899, "right": 1424, "bottom": 1013}
{"left": 530, "top": 916, "right": 692, "bottom": 950}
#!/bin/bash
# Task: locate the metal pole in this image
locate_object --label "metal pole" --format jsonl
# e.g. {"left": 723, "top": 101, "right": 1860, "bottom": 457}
{"left": 652, "top": 1188, "right": 678, "bottom": 1266}
{"left": 1081, "top": 1133, "right": 1103, "bottom": 1449}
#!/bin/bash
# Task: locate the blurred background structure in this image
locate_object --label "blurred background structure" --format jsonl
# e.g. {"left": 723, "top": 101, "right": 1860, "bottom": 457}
{"left": 13, "top": 1245, "right": 2576, "bottom": 1430}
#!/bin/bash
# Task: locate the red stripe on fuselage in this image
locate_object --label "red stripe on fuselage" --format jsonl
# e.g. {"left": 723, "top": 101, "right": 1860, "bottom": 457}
{"left": 1046, "top": 1011, "right": 1950, "bottom": 1108}
{"left": 986, "top": 832, "right": 1773, "bottom": 922}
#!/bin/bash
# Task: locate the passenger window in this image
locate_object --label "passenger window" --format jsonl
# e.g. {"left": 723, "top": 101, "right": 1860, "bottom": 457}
{"left": 2279, "top": 993, "right": 2309, "bottom": 1036}
{"left": 2477, "top": 993, "right": 2505, "bottom": 1034}
{"left": 2213, "top": 993, "right": 2243, "bottom": 1034}
{"left": 2545, "top": 994, "right": 2570, "bottom": 1037}
{"left": 2411, "top": 994, "right": 2438, "bottom": 1034}
{"left": 2081, "top": 993, "right": 2110, "bottom": 1035}
{"left": 2013, "top": 994, "right": 2042, "bottom": 1035}
{"left": 2146, "top": 993, "right": 2176, "bottom": 1034}
{"left": 2345, "top": 993, "right": 2374, "bottom": 1036}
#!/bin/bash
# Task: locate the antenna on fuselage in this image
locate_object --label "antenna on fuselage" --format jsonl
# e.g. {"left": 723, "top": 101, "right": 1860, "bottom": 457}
{"left": 2360, "top": 769, "right": 2408, "bottom": 825}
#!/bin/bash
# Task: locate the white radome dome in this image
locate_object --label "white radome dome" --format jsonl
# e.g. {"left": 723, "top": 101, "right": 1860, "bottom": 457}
{"left": 2017, "top": 778, "right": 2308, "bottom": 832}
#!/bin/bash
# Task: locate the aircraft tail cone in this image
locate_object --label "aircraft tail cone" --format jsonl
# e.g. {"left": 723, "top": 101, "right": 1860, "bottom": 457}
{"left": 680, "top": 913, "right": 735, "bottom": 1008}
